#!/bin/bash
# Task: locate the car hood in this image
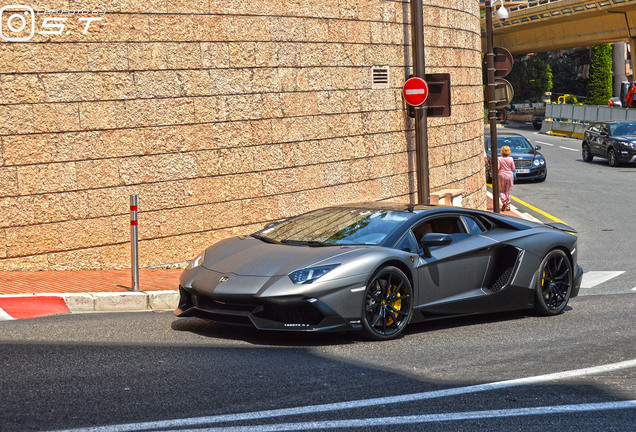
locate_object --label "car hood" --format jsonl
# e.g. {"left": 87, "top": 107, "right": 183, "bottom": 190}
{"left": 486, "top": 151, "right": 538, "bottom": 159}
{"left": 201, "top": 236, "right": 361, "bottom": 277}
{"left": 612, "top": 135, "right": 636, "bottom": 141}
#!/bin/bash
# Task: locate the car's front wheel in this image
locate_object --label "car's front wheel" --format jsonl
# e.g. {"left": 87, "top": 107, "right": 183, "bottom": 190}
{"left": 533, "top": 249, "right": 573, "bottom": 316}
{"left": 582, "top": 143, "right": 593, "bottom": 162}
{"left": 361, "top": 266, "right": 413, "bottom": 340}
{"left": 608, "top": 148, "right": 619, "bottom": 167}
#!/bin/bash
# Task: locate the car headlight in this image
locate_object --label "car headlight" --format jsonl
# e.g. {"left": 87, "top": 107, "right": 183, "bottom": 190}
{"left": 185, "top": 251, "right": 205, "bottom": 270}
{"left": 533, "top": 157, "right": 545, "bottom": 166}
{"left": 289, "top": 264, "right": 340, "bottom": 284}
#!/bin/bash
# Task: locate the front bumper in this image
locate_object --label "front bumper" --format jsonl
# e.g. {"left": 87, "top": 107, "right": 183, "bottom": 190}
{"left": 175, "top": 285, "right": 361, "bottom": 332}
{"left": 616, "top": 148, "right": 636, "bottom": 163}
{"left": 515, "top": 165, "right": 546, "bottom": 181}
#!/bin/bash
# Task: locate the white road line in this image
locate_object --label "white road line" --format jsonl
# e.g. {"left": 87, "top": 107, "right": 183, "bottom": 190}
{"left": 171, "top": 401, "right": 636, "bottom": 431}
{"left": 48, "top": 359, "right": 636, "bottom": 432}
{"left": 631, "top": 287, "right": 636, "bottom": 291}
{"left": 581, "top": 271, "right": 625, "bottom": 289}
{"left": 535, "top": 141, "right": 554, "bottom": 146}
{"left": 559, "top": 146, "right": 578, "bottom": 152}
{"left": 0, "top": 307, "right": 14, "bottom": 321}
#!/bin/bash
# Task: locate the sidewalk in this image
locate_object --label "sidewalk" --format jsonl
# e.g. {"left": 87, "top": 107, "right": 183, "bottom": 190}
{"left": 0, "top": 269, "right": 181, "bottom": 320}
{"left": 0, "top": 198, "right": 531, "bottom": 320}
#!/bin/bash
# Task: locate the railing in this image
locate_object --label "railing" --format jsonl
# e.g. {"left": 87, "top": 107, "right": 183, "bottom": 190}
{"left": 508, "top": 0, "right": 563, "bottom": 13}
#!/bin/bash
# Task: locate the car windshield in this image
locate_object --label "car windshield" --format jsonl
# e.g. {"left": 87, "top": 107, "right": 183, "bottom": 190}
{"left": 610, "top": 123, "right": 636, "bottom": 136}
{"left": 252, "top": 207, "right": 415, "bottom": 246}
{"left": 485, "top": 136, "right": 534, "bottom": 154}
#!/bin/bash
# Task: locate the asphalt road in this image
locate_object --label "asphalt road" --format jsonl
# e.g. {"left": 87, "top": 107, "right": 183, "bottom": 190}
{"left": 1, "top": 123, "right": 635, "bottom": 431}
{"left": 1, "top": 293, "right": 635, "bottom": 432}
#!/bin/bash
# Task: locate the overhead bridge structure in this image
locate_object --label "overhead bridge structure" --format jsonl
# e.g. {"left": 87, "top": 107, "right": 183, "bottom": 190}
{"left": 481, "top": 0, "right": 636, "bottom": 73}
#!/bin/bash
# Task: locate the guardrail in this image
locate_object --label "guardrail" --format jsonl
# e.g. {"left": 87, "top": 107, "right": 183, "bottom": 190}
{"left": 546, "top": 104, "right": 636, "bottom": 123}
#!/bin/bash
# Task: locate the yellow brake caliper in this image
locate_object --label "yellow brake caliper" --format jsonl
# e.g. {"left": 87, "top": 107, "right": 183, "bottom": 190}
{"left": 386, "top": 284, "right": 401, "bottom": 326}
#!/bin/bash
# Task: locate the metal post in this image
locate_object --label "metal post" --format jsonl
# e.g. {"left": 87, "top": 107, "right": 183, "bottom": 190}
{"left": 485, "top": 1, "right": 500, "bottom": 213}
{"left": 410, "top": 0, "right": 430, "bottom": 204}
{"left": 130, "top": 195, "right": 140, "bottom": 292}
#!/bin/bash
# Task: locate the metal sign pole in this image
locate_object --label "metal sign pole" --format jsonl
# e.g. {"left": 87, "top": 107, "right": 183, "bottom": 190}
{"left": 485, "top": 2, "right": 501, "bottom": 213}
{"left": 410, "top": 0, "right": 430, "bottom": 204}
{"left": 130, "top": 195, "right": 140, "bottom": 292}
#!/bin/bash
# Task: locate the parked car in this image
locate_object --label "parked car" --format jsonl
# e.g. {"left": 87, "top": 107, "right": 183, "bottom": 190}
{"left": 582, "top": 121, "right": 636, "bottom": 167}
{"left": 175, "top": 203, "right": 582, "bottom": 341}
{"left": 485, "top": 134, "right": 547, "bottom": 182}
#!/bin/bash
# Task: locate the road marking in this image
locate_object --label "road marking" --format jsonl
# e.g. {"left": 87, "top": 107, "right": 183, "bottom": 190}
{"left": 535, "top": 141, "right": 554, "bottom": 146}
{"left": 631, "top": 287, "right": 636, "bottom": 291}
{"left": 559, "top": 146, "right": 578, "bottom": 152}
{"left": 581, "top": 271, "right": 625, "bottom": 289}
{"left": 0, "top": 307, "right": 14, "bottom": 321}
{"left": 173, "top": 401, "right": 636, "bottom": 431}
{"left": 48, "top": 359, "right": 636, "bottom": 432}
{"left": 509, "top": 195, "right": 567, "bottom": 224}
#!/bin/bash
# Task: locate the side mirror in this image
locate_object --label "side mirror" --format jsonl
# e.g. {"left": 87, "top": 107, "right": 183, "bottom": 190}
{"left": 535, "top": 145, "right": 541, "bottom": 151}
{"left": 419, "top": 233, "right": 452, "bottom": 258}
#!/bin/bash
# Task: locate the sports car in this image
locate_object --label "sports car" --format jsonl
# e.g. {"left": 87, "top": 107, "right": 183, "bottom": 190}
{"left": 175, "top": 203, "right": 583, "bottom": 340}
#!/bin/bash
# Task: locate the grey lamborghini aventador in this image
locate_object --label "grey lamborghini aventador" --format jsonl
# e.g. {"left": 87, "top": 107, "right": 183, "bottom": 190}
{"left": 175, "top": 202, "right": 583, "bottom": 340}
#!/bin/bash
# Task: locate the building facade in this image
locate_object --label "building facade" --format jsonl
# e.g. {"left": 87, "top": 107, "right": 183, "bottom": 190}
{"left": 0, "top": 0, "right": 486, "bottom": 271}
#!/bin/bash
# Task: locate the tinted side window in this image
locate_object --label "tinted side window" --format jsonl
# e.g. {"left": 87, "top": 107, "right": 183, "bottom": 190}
{"left": 413, "top": 216, "right": 465, "bottom": 243}
{"left": 462, "top": 216, "right": 486, "bottom": 235}
{"left": 395, "top": 232, "right": 418, "bottom": 254}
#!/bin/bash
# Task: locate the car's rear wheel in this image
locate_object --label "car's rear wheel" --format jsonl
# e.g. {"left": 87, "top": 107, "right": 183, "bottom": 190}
{"left": 608, "top": 148, "right": 619, "bottom": 167}
{"left": 582, "top": 143, "right": 593, "bottom": 162}
{"left": 361, "top": 266, "right": 413, "bottom": 340}
{"left": 533, "top": 249, "right": 573, "bottom": 316}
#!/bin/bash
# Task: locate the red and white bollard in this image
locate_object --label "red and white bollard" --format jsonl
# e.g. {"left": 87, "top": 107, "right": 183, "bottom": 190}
{"left": 130, "top": 195, "right": 139, "bottom": 292}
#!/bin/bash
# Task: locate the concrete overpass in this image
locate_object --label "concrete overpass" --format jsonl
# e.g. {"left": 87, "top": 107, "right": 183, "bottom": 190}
{"left": 481, "top": 0, "right": 636, "bottom": 74}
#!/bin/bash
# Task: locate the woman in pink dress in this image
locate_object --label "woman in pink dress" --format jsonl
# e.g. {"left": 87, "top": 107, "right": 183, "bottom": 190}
{"left": 498, "top": 145, "right": 515, "bottom": 211}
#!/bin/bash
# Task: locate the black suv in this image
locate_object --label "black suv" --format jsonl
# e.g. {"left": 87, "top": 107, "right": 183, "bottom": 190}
{"left": 582, "top": 121, "right": 636, "bottom": 167}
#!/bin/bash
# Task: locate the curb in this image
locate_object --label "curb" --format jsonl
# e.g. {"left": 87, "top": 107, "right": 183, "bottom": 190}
{"left": 0, "top": 290, "right": 179, "bottom": 320}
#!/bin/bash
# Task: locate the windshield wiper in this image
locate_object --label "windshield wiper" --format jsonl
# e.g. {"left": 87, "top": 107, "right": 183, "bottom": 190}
{"left": 251, "top": 234, "right": 281, "bottom": 244}
{"left": 280, "top": 239, "right": 328, "bottom": 247}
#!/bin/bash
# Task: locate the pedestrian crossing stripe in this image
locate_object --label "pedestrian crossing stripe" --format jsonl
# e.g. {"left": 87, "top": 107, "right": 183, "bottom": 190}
{"left": 581, "top": 271, "right": 625, "bottom": 289}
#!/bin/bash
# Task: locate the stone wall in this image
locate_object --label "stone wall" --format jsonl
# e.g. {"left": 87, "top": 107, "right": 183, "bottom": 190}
{"left": 0, "top": 0, "right": 486, "bottom": 271}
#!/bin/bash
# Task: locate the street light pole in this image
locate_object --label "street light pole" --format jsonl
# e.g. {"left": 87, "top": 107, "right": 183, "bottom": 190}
{"left": 410, "top": 0, "right": 429, "bottom": 204}
{"left": 485, "top": 1, "right": 500, "bottom": 213}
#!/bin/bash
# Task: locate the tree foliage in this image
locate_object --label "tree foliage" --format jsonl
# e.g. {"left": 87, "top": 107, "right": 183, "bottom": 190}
{"left": 507, "top": 54, "right": 553, "bottom": 103}
{"left": 586, "top": 44, "right": 613, "bottom": 105}
{"left": 547, "top": 56, "right": 587, "bottom": 98}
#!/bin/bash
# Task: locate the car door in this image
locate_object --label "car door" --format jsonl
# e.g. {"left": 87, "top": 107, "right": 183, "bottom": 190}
{"left": 598, "top": 123, "right": 611, "bottom": 156}
{"left": 413, "top": 215, "right": 497, "bottom": 309}
{"left": 587, "top": 123, "right": 602, "bottom": 155}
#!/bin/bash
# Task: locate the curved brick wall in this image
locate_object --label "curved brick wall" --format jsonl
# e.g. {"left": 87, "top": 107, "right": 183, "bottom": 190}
{"left": 0, "top": 0, "right": 485, "bottom": 270}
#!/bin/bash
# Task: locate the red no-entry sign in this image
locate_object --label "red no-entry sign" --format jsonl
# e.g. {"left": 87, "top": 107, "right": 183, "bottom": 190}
{"left": 402, "top": 77, "right": 429, "bottom": 107}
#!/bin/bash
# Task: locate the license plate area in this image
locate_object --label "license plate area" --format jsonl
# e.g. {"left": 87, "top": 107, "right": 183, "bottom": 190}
{"left": 517, "top": 168, "right": 530, "bottom": 174}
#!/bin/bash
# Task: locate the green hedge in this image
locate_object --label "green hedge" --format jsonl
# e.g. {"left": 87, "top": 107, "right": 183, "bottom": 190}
{"left": 586, "top": 44, "right": 613, "bottom": 105}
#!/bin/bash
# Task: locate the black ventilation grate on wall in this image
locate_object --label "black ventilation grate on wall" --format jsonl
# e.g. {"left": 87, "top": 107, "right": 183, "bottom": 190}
{"left": 372, "top": 66, "right": 389, "bottom": 89}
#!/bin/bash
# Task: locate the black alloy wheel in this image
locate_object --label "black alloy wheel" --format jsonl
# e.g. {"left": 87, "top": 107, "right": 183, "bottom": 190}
{"left": 608, "top": 148, "right": 619, "bottom": 167}
{"left": 533, "top": 249, "right": 573, "bottom": 316}
{"left": 582, "top": 143, "right": 593, "bottom": 162}
{"left": 361, "top": 266, "right": 413, "bottom": 340}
